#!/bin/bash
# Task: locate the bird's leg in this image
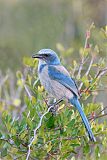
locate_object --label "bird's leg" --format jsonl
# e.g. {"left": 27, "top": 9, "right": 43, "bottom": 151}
{"left": 53, "top": 96, "right": 65, "bottom": 105}
{"left": 47, "top": 98, "right": 56, "bottom": 115}
{"left": 47, "top": 96, "right": 65, "bottom": 115}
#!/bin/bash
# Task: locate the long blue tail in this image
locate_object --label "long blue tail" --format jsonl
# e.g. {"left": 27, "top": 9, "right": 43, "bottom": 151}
{"left": 70, "top": 97, "right": 96, "bottom": 142}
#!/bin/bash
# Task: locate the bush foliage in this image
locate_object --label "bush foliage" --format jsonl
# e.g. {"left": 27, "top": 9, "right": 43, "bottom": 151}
{"left": 0, "top": 26, "right": 107, "bottom": 159}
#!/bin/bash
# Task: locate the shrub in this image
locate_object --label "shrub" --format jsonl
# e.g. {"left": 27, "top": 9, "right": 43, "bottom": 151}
{"left": 0, "top": 25, "right": 107, "bottom": 160}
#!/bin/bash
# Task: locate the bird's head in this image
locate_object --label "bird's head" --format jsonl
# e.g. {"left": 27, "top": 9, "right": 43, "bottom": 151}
{"left": 32, "top": 49, "right": 60, "bottom": 65}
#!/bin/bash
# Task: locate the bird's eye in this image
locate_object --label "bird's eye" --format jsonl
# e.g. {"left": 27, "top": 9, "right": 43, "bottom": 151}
{"left": 45, "top": 54, "right": 49, "bottom": 57}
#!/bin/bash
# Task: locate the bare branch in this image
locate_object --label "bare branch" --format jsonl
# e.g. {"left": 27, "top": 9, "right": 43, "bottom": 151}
{"left": 97, "top": 106, "right": 107, "bottom": 115}
{"left": 83, "top": 66, "right": 107, "bottom": 94}
{"left": 77, "top": 56, "right": 89, "bottom": 79}
{"left": 85, "top": 56, "right": 94, "bottom": 77}
{"left": 89, "top": 113, "right": 107, "bottom": 122}
{"left": 79, "top": 55, "right": 94, "bottom": 90}
{"left": 22, "top": 79, "right": 32, "bottom": 101}
{"left": 77, "top": 23, "right": 94, "bottom": 79}
{"left": 95, "top": 67, "right": 107, "bottom": 79}
{"left": 0, "top": 74, "right": 8, "bottom": 86}
{"left": 26, "top": 97, "right": 64, "bottom": 160}
{"left": 26, "top": 105, "right": 53, "bottom": 160}
{"left": 77, "top": 22, "right": 95, "bottom": 91}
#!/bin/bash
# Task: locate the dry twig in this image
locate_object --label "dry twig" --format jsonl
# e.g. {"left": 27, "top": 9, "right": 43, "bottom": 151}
{"left": 26, "top": 97, "right": 64, "bottom": 160}
{"left": 79, "top": 55, "right": 94, "bottom": 90}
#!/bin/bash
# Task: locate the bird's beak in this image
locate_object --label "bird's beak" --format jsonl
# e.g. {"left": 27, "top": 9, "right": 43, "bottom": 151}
{"left": 32, "top": 53, "right": 43, "bottom": 59}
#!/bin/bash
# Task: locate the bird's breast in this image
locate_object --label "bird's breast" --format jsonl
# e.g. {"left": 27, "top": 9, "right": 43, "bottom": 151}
{"left": 39, "top": 65, "right": 51, "bottom": 92}
{"left": 39, "top": 65, "right": 73, "bottom": 100}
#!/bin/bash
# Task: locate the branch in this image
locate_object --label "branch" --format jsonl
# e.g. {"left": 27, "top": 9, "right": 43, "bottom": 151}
{"left": 0, "top": 138, "right": 14, "bottom": 146}
{"left": 22, "top": 79, "right": 32, "bottom": 101}
{"left": 89, "top": 113, "right": 107, "bottom": 122}
{"left": 26, "top": 105, "right": 54, "bottom": 160}
{"left": 77, "top": 23, "right": 94, "bottom": 79}
{"left": 79, "top": 55, "right": 94, "bottom": 90}
{"left": 95, "top": 67, "right": 107, "bottom": 79}
{"left": 45, "top": 136, "right": 82, "bottom": 145}
{"left": 77, "top": 56, "right": 89, "bottom": 79}
{"left": 83, "top": 66, "right": 107, "bottom": 94}
{"left": 97, "top": 106, "right": 107, "bottom": 115}
{"left": 26, "top": 97, "right": 64, "bottom": 160}
{"left": 0, "top": 74, "right": 8, "bottom": 86}
{"left": 88, "top": 106, "right": 107, "bottom": 123}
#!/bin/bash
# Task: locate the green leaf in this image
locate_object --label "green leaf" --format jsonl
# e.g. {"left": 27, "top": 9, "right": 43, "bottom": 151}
{"left": 1, "top": 148, "right": 7, "bottom": 157}
{"left": 14, "top": 137, "right": 21, "bottom": 147}
{"left": 68, "top": 119, "right": 75, "bottom": 128}
{"left": 83, "top": 143, "right": 90, "bottom": 154}
{"left": 95, "top": 145, "right": 100, "bottom": 159}
{"left": 0, "top": 132, "right": 2, "bottom": 138}
{"left": 23, "top": 56, "right": 34, "bottom": 67}
{"left": 46, "top": 116, "right": 55, "bottom": 128}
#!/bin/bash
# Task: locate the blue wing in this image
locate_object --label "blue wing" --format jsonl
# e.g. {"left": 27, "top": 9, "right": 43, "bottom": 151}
{"left": 48, "top": 65, "right": 79, "bottom": 97}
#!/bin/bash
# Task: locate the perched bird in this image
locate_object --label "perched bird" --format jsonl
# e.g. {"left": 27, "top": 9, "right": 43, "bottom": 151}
{"left": 32, "top": 48, "right": 96, "bottom": 142}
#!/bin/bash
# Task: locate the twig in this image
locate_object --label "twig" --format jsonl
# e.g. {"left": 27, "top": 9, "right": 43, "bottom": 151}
{"left": 88, "top": 88, "right": 107, "bottom": 92}
{"left": 77, "top": 23, "right": 94, "bottom": 79}
{"left": 85, "top": 57, "right": 94, "bottom": 77}
{"left": 77, "top": 57, "right": 89, "bottom": 79}
{"left": 97, "top": 106, "right": 107, "bottom": 115}
{"left": 0, "top": 74, "right": 8, "bottom": 86}
{"left": 88, "top": 105, "right": 107, "bottom": 123}
{"left": 47, "top": 152, "right": 56, "bottom": 159}
{"left": 26, "top": 97, "right": 64, "bottom": 160}
{"left": 0, "top": 138, "right": 14, "bottom": 146}
{"left": 79, "top": 55, "right": 94, "bottom": 90}
{"left": 89, "top": 113, "right": 107, "bottom": 122}
{"left": 84, "top": 22, "right": 94, "bottom": 48}
{"left": 83, "top": 66, "right": 107, "bottom": 94}
{"left": 22, "top": 79, "right": 32, "bottom": 101}
{"left": 95, "top": 67, "right": 107, "bottom": 79}
{"left": 26, "top": 106, "right": 53, "bottom": 160}
{"left": 46, "top": 136, "right": 82, "bottom": 143}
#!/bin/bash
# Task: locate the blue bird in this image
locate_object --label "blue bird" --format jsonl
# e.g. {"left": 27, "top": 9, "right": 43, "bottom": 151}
{"left": 32, "top": 48, "right": 96, "bottom": 142}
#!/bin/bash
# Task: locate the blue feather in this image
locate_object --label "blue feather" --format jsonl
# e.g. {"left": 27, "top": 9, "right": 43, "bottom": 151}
{"left": 48, "top": 65, "right": 79, "bottom": 97}
{"left": 38, "top": 64, "right": 47, "bottom": 73}
{"left": 70, "top": 97, "right": 96, "bottom": 142}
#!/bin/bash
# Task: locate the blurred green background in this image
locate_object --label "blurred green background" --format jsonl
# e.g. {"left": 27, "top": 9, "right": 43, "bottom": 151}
{"left": 0, "top": 0, "right": 107, "bottom": 71}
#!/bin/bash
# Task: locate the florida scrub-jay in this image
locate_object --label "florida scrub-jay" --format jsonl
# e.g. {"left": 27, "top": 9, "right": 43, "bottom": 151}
{"left": 32, "top": 48, "right": 96, "bottom": 142}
